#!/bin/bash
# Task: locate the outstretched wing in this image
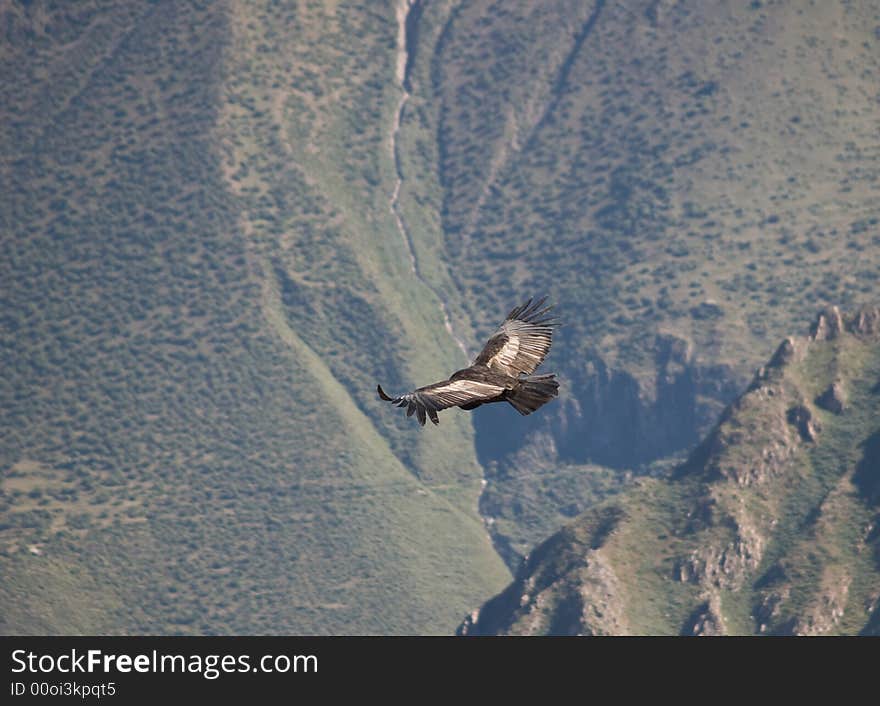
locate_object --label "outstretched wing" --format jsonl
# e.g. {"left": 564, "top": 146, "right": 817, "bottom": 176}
{"left": 473, "top": 297, "right": 556, "bottom": 376}
{"left": 377, "top": 378, "right": 505, "bottom": 426}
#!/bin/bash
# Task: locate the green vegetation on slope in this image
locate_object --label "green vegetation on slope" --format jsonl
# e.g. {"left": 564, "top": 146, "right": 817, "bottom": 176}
{"left": 398, "top": 0, "right": 880, "bottom": 560}
{"left": 0, "top": 0, "right": 508, "bottom": 635}
{"left": 461, "top": 308, "right": 880, "bottom": 635}
{"left": 3, "top": 0, "right": 879, "bottom": 635}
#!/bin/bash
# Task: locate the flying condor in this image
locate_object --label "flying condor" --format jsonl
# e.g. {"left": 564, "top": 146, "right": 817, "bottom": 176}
{"left": 377, "top": 297, "right": 559, "bottom": 426}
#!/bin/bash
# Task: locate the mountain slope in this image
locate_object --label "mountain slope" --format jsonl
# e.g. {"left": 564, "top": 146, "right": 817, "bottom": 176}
{"left": 0, "top": 0, "right": 508, "bottom": 635}
{"left": 459, "top": 307, "right": 880, "bottom": 635}
{"left": 2, "top": 0, "right": 879, "bottom": 635}
{"left": 399, "top": 0, "right": 880, "bottom": 560}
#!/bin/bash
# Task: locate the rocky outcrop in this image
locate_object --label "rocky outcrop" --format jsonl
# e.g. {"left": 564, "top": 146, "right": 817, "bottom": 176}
{"left": 676, "top": 517, "right": 765, "bottom": 589}
{"left": 850, "top": 306, "right": 880, "bottom": 337}
{"left": 812, "top": 304, "right": 880, "bottom": 339}
{"left": 787, "top": 572, "right": 851, "bottom": 636}
{"left": 686, "top": 374, "right": 798, "bottom": 489}
{"left": 816, "top": 382, "right": 847, "bottom": 414}
{"left": 787, "top": 404, "right": 818, "bottom": 442}
{"left": 810, "top": 305, "right": 844, "bottom": 341}
{"left": 682, "top": 593, "right": 727, "bottom": 636}
{"left": 458, "top": 506, "right": 627, "bottom": 635}
{"left": 768, "top": 336, "right": 800, "bottom": 367}
{"left": 756, "top": 589, "right": 791, "bottom": 633}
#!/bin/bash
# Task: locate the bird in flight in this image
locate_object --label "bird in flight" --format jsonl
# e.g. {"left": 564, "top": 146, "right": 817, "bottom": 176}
{"left": 377, "top": 297, "right": 559, "bottom": 426}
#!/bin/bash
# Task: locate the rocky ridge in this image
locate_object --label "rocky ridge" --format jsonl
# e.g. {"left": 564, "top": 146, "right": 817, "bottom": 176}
{"left": 460, "top": 307, "right": 880, "bottom": 635}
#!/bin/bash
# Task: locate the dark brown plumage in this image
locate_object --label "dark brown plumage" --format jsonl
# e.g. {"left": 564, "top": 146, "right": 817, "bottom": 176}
{"left": 377, "top": 297, "right": 559, "bottom": 426}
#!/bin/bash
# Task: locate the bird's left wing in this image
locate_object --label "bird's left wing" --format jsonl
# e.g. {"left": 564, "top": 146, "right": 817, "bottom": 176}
{"left": 377, "top": 378, "right": 505, "bottom": 426}
{"left": 473, "top": 297, "right": 556, "bottom": 377}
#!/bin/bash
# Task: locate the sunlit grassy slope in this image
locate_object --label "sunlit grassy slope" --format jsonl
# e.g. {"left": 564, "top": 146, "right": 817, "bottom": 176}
{"left": 461, "top": 308, "right": 880, "bottom": 635}
{"left": 0, "top": 0, "right": 508, "bottom": 635}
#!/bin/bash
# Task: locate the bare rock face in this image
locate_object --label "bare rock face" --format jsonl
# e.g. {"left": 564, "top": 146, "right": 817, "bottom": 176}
{"left": 457, "top": 506, "right": 628, "bottom": 636}
{"left": 570, "top": 551, "right": 628, "bottom": 636}
{"left": 768, "top": 337, "right": 798, "bottom": 367}
{"left": 677, "top": 519, "right": 764, "bottom": 589}
{"left": 788, "top": 573, "right": 851, "bottom": 636}
{"left": 850, "top": 306, "right": 880, "bottom": 337}
{"left": 756, "top": 588, "right": 791, "bottom": 633}
{"left": 456, "top": 610, "right": 480, "bottom": 636}
{"left": 682, "top": 593, "right": 727, "bottom": 636}
{"left": 816, "top": 382, "right": 847, "bottom": 414}
{"left": 810, "top": 305, "right": 844, "bottom": 341}
{"left": 787, "top": 404, "right": 818, "bottom": 442}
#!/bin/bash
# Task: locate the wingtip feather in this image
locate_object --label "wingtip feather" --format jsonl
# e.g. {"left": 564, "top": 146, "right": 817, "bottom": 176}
{"left": 509, "top": 296, "right": 557, "bottom": 327}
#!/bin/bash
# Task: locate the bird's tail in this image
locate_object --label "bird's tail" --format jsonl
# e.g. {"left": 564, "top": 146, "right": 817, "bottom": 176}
{"left": 506, "top": 374, "right": 559, "bottom": 415}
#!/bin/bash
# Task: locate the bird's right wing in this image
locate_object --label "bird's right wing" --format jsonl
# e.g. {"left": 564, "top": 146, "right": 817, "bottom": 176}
{"left": 377, "top": 378, "right": 505, "bottom": 426}
{"left": 473, "top": 297, "right": 556, "bottom": 376}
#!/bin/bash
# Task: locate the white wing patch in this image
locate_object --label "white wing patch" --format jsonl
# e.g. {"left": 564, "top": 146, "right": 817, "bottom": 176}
{"left": 486, "top": 319, "right": 552, "bottom": 376}
{"left": 419, "top": 379, "right": 506, "bottom": 407}
{"left": 474, "top": 297, "right": 556, "bottom": 377}
{"left": 385, "top": 378, "right": 506, "bottom": 425}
